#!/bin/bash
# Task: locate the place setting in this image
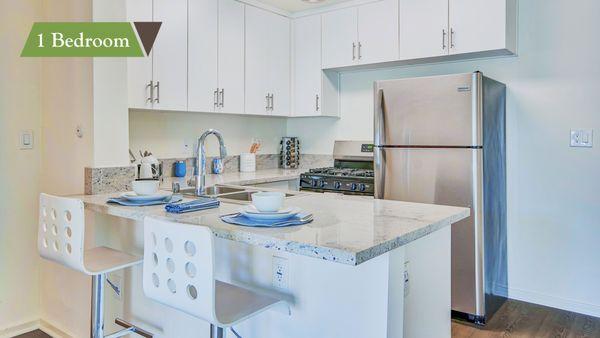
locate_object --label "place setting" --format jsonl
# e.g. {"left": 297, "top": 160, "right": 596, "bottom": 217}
{"left": 107, "top": 179, "right": 183, "bottom": 206}
{"left": 220, "top": 191, "right": 313, "bottom": 227}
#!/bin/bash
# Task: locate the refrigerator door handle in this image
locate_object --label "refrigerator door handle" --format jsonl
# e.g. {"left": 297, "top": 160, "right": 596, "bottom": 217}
{"left": 374, "top": 88, "right": 385, "bottom": 146}
{"left": 374, "top": 147, "right": 386, "bottom": 199}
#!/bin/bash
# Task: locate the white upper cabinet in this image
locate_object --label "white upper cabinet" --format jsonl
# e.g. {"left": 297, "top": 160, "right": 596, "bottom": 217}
{"left": 245, "top": 5, "right": 290, "bottom": 116}
{"left": 357, "top": 0, "right": 399, "bottom": 64}
{"left": 217, "top": 0, "right": 245, "bottom": 114}
{"left": 188, "top": 0, "right": 218, "bottom": 113}
{"left": 153, "top": 0, "right": 188, "bottom": 111}
{"left": 399, "top": 0, "right": 449, "bottom": 60}
{"left": 449, "top": 0, "right": 512, "bottom": 55}
{"left": 293, "top": 15, "right": 322, "bottom": 117}
{"left": 322, "top": 7, "right": 358, "bottom": 69}
{"left": 127, "top": 0, "right": 153, "bottom": 109}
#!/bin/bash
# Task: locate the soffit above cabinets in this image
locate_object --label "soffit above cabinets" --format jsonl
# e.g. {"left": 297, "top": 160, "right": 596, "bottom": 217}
{"left": 250, "top": 0, "right": 354, "bottom": 13}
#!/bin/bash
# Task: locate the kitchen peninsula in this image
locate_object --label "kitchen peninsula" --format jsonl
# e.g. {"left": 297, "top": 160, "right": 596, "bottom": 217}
{"left": 79, "top": 188, "right": 468, "bottom": 338}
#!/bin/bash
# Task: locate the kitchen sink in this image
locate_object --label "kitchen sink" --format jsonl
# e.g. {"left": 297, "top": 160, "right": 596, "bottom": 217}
{"left": 179, "top": 185, "right": 245, "bottom": 196}
{"left": 178, "top": 184, "right": 299, "bottom": 204}
{"left": 217, "top": 191, "right": 295, "bottom": 202}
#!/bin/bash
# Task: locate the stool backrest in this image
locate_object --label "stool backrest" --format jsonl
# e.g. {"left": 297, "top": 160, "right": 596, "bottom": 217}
{"left": 143, "top": 217, "right": 217, "bottom": 323}
{"left": 38, "top": 193, "right": 87, "bottom": 273}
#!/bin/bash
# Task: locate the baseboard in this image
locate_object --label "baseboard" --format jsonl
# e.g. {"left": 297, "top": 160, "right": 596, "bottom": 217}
{"left": 0, "top": 319, "right": 72, "bottom": 338}
{"left": 509, "top": 287, "right": 600, "bottom": 318}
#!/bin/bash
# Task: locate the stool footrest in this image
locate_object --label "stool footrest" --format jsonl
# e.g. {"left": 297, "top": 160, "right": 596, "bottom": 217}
{"left": 112, "top": 318, "right": 153, "bottom": 338}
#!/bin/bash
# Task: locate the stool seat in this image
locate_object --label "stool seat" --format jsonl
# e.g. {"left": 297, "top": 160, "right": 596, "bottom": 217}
{"left": 84, "top": 246, "right": 142, "bottom": 275}
{"left": 215, "top": 281, "right": 284, "bottom": 327}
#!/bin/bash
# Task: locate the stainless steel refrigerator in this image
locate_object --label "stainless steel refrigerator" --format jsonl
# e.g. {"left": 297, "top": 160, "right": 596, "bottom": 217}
{"left": 374, "top": 72, "right": 507, "bottom": 325}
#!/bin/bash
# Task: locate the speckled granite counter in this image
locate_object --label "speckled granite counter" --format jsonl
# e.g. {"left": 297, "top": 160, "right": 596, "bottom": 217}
{"left": 76, "top": 191, "right": 469, "bottom": 265}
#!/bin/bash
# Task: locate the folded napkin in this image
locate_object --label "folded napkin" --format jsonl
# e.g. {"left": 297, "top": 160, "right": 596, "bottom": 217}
{"left": 220, "top": 212, "right": 313, "bottom": 228}
{"left": 165, "top": 197, "right": 220, "bottom": 214}
{"left": 107, "top": 195, "right": 182, "bottom": 207}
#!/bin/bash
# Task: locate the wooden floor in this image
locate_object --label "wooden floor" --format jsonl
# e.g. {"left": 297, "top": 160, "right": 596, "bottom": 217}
{"left": 453, "top": 300, "right": 600, "bottom": 338}
{"left": 13, "top": 330, "right": 50, "bottom": 338}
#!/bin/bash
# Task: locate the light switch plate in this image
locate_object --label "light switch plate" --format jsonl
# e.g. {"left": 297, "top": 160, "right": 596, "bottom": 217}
{"left": 570, "top": 129, "right": 593, "bottom": 148}
{"left": 19, "top": 130, "right": 33, "bottom": 149}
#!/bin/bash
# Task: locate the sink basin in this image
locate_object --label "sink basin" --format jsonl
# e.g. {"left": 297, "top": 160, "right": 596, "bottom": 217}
{"left": 178, "top": 184, "right": 298, "bottom": 204}
{"left": 180, "top": 185, "right": 245, "bottom": 197}
{"left": 218, "top": 191, "right": 296, "bottom": 203}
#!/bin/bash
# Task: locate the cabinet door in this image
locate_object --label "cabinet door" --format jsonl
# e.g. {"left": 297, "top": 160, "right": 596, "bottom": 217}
{"left": 127, "top": 0, "right": 153, "bottom": 109}
{"left": 245, "top": 5, "right": 271, "bottom": 115}
{"left": 322, "top": 7, "right": 358, "bottom": 69}
{"left": 399, "top": 0, "right": 448, "bottom": 60}
{"left": 357, "top": 0, "right": 399, "bottom": 64}
{"left": 153, "top": 0, "right": 188, "bottom": 111}
{"left": 188, "top": 0, "right": 218, "bottom": 113}
{"left": 268, "top": 12, "right": 291, "bottom": 117}
{"left": 293, "top": 15, "right": 322, "bottom": 117}
{"left": 449, "top": 0, "right": 506, "bottom": 55}
{"left": 218, "top": 0, "right": 245, "bottom": 114}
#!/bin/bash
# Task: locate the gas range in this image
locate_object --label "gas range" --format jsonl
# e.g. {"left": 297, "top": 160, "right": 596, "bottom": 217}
{"left": 300, "top": 141, "right": 374, "bottom": 196}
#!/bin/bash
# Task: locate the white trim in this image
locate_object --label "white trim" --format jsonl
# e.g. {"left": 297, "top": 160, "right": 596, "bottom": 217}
{"left": 0, "top": 319, "right": 73, "bottom": 338}
{"left": 508, "top": 287, "right": 600, "bottom": 318}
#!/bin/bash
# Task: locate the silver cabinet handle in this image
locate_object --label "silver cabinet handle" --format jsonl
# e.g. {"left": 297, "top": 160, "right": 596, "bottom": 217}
{"left": 450, "top": 28, "right": 455, "bottom": 49}
{"left": 315, "top": 94, "right": 320, "bottom": 111}
{"left": 352, "top": 42, "right": 356, "bottom": 60}
{"left": 154, "top": 81, "right": 160, "bottom": 103}
{"left": 146, "top": 80, "right": 154, "bottom": 103}
{"left": 214, "top": 88, "right": 219, "bottom": 108}
{"left": 269, "top": 94, "right": 274, "bottom": 111}
{"left": 219, "top": 89, "right": 224, "bottom": 107}
{"left": 265, "top": 94, "right": 270, "bottom": 110}
{"left": 442, "top": 29, "right": 447, "bottom": 50}
{"left": 358, "top": 42, "right": 362, "bottom": 60}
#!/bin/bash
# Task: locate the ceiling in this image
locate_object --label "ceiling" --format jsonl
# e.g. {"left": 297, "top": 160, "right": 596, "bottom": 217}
{"left": 255, "top": 0, "right": 353, "bottom": 13}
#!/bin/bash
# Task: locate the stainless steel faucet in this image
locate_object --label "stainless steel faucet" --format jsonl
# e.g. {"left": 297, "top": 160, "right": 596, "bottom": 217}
{"left": 195, "top": 129, "right": 227, "bottom": 196}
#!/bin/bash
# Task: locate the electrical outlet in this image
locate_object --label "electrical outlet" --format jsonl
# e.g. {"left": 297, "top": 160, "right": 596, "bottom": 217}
{"left": 19, "top": 130, "right": 33, "bottom": 149}
{"left": 570, "top": 129, "right": 593, "bottom": 147}
{"left": 272, "top": 256, "right": 289, "bottom": 290}
{"left": 404, "top": 261, "right": 410, "bottom": 297}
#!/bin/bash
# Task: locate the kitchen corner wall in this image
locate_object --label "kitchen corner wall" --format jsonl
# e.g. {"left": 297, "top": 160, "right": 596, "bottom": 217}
{"left": 289, "top": 0, "right": 600, "bottom": 317}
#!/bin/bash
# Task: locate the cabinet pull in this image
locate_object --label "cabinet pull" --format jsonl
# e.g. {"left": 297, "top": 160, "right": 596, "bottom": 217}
{"left": 146, "top": 81, "right": 154, "bottom": 103}
{"left": 450, "top": 28, "right": 455, "bottom": 49}
{"left": 442, "top": 29, "right": 447, "bottom": 50}
{"left": 315, "top": 94, "right": 320, "bottom": 111}
{"left": 358, "top": 42, "right": 362, "bottom": 60}
{"left": 154, "top": 81, "right": 160, "bottom": 103}
{"left": 265, "top": 94, "right": 270, "bottom": 110}
{"left": 214, "top": 88, "right": 219, "bottom": 108}
{"left": 270, "top": 94, "right": 274, "bottom": 111}
{"left": 219, "top": 89, "right": 224, "bottom": 107}
{"left": 352, "top": 42, "right": 356, "bottom": 60}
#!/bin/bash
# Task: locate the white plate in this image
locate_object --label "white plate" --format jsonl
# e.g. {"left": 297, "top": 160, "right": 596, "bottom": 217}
{"left": 121, "top": 191, "right": 172, "bottom": 202}
{"left": 240, "top": 206, "right": 301, "bottom": 221}
{"left": 243, "top": 205, "right": 296, "bottom": 215}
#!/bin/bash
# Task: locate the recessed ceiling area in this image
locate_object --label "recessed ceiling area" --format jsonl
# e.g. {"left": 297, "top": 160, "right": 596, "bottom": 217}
{"left": 254, "top": 0, "right": 354, "bottom": 13}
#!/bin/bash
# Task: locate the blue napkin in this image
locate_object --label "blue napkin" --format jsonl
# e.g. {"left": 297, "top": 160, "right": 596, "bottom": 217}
{"left": 108, "top": 195, "right": 182, "bottom": 207}
{"left": 220, "top": 212, "right": 313, "bottom": 228}
{"left": 165, "top": 197, "right": 220, "bottom": 214}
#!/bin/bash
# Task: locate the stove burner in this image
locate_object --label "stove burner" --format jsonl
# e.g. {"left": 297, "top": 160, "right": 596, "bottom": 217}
{"left": 308, "top": 167, "right": 374, "bottom": 178}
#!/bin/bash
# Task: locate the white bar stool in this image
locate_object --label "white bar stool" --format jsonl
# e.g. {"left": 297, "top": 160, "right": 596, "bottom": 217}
{"left": 38, "top": 193, "right": 153, "bottom": 338}
{"left": 143, "top": 217, "right": 288, "bottom": 338}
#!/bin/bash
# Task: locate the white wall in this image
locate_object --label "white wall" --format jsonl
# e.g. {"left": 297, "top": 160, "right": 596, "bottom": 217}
{"left": 288, "top": 0, "right": 600, "bottom": 317}
{"left": 129, "top": 110, "right": 288, "bottom": 158}
{"left": 0, "top": 0, "right": 42, "bottom": 333}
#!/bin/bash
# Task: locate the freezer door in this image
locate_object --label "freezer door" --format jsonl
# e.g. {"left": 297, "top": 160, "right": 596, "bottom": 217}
{"left": 374, "top": 146, "right": 485, "bottom": 316}
{"left": 374, "top": 73, "right": 482, "bottom": 147}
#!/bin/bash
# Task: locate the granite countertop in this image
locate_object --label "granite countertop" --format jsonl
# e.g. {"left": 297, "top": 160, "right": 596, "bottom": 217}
{"left": 162, "top": 168, "right": 306, "bottom": 190}
{"left": 77, "top": 191, "right": 469, "bottom": 265}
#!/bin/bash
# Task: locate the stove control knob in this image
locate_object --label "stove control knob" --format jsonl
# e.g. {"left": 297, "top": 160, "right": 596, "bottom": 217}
{"left": 350, "top": 183, "right": 358, "bottom": 191}
{"left": 358, "top": 183, "right": 366, "bottom": 192}
{"left": 311, "top": 179, "right": 319, "bottom": 187}
{"left": 333, "top": 181, "right": 342, "bottom": 189}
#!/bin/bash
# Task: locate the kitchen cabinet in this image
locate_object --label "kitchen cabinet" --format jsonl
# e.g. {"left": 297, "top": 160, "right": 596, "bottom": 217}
{"left": 399, "top": 0, "right": 449, "bottom": 59}
{"left": 322, "top": 0, "right": 398, "bottom": 69}
{"left": 292, "top": 15, "right": 322, "bottom": 116}
{"left": 399, "top": 0, "right": 516, "bottom": 60}
{"left": 188, "top": 0, "right": 244, "bottom": 114}
{"left": 127, "top": 0, "right": 187, "bottom": 111}
{"left": 245, "top": 5, "right": 290, "bottom": 116}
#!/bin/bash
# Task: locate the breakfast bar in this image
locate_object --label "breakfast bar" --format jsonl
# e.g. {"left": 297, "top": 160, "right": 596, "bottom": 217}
{"left": 74, "top": 188, "right": 468, "bottom": 338}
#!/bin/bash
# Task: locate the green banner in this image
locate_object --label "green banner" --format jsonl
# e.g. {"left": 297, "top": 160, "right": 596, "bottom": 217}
{"left": 21, "top": 22, "right": 146, "bottom": 57}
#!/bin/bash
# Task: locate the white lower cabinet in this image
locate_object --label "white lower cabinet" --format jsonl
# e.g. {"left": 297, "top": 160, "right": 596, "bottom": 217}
{"left": 245, "top": 5, "right": 290, "bottom": 116}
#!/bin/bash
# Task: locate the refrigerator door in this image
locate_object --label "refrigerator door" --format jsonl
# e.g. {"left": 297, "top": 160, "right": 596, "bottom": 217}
{"left": 374, "top": 146, "right": 485, "bottom": 316}
{"left": 374, "top": 73, "right": 482, "bottom": 147}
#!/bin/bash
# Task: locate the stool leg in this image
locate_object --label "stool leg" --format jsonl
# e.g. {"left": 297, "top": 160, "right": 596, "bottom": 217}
{"left": 210, "top": 324, "right": 224, "bottom": 338}
{"left": 91, "top": 274, "right": 106, "bottom": 338}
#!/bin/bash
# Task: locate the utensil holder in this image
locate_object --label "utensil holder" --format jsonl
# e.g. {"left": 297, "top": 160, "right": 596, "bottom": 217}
{"left": 240, "top": 153, "right": 256, "bottom": 172}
